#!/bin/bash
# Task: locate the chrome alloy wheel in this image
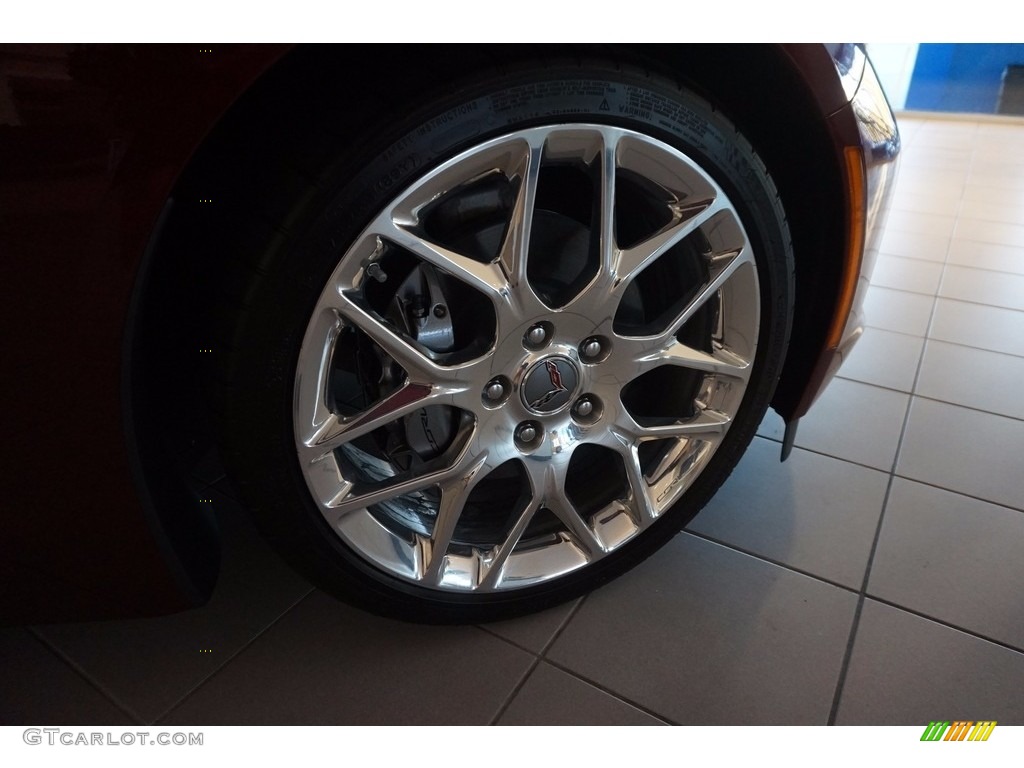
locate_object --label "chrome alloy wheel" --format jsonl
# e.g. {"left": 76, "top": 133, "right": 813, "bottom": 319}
{"left": 293, "top": 124, "right": 760, "bottom": 593}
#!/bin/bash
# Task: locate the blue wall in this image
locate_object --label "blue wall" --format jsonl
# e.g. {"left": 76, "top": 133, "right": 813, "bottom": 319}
{"left": 906, "top": 44, "right": 1024, "bottom": 113}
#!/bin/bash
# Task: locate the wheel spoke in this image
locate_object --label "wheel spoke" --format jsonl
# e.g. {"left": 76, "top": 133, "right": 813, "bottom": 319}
{"left": 622, "top": 408, "right": 731, "bottom": 440}
{"left": 294, "top": 312, "right": 343, "bottom": 446}
{"left": 422, "top": 452, "right": 491, "bottom": 584}
{"left": 333, "top": 293, "right": 450, "bottom": 383}
{"left": 533, "top": 463, "right": 604, "bottom": 557}
{"left": 380, "top": 219, "right": 509, "bottom": 302}
{"left": 498, "top": 138, "right": 543, "bottom": 293}
{"left": 598, "top": 129, "right": 620, "bottom": 280}
{"left": 479, "top": 495, "right": 541, "bottom": 590}
{"left": 632, "top": 339, "right": 751, "bottom": 381}
{"left": 613, "top": 196, "right": 727, "bottom": 293}
{"left": 654, "top": 244, "right": 754, "bottom": 343}
{"left": 301, "top": 382, "right": 446, "bottom": 462}
{"left": 547, "top": 496, "right": 603, "bottom": 558}
{"left": 559, "top": 128, "right": 621, "bottom": 316}
{"left": 620, "top": 442, "right": 658, "bottom": 525}
{"left": 327, "top": 432, "right": 476, "bottom": 516}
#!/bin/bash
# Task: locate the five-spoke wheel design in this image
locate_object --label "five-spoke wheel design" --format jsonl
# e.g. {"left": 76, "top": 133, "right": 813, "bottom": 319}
{"left": 293, "top": 124, "right": 760, "bottom": 593}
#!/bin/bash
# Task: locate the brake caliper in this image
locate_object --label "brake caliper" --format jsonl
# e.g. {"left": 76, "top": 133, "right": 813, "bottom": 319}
{"left": 384, "top": 264, "right": 458, "bottom": 462}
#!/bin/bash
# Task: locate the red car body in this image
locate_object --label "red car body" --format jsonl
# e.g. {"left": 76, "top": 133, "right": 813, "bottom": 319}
{"left": 0, "top": 44, "right": 898, "bottom": 623}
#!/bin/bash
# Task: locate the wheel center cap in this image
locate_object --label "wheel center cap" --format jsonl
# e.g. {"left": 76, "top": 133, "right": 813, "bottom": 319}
{"left": 521, "top": 356, "right": 579, "bottom": 414}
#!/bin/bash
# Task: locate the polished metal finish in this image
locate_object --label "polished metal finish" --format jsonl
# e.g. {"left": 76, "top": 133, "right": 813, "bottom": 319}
{"left": 515, "top": 423, "right": 538, "bottom": 444}
{"left": 294, "top": 124, "right": 759, "bottom": 593}
{"left": 484, "top": 380, "right": 506, "bottom": 402}
{"left": 574, "top": 397, "right": 594, "bottom": 418}
{"left": 526, "top": 324, "right": 548, "bottom": 346}
{"left": 580, "top": 339, "right": 602, "bottom": 360}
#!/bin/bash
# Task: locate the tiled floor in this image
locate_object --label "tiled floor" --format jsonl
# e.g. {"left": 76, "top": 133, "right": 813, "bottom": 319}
{"left": 4, "top": 115, "right": 1024, "bottom": 726}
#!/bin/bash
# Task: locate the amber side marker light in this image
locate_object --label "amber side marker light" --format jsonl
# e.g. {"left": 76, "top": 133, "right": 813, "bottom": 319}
{"left": 826, "top": 146, "right": 867, "bottom": 350}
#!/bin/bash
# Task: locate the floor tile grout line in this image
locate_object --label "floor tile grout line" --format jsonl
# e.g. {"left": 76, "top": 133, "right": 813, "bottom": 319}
{"left": 486, "top": 656, "right": 542, "bottom": 726}
{"left": 826, "top": 207, "right": 950, "bottom": 726}
{"left": 964, "top": 133, "right": 986, "bottom": 213}
{"left": 824, "top": 418, "right": 909, "bottom": 725}
{"left": 539, "top": 658, "right": 678, "bottom": 725}
{"left": 966, "top": 128, "right": 1024, "bottom": 184}
{"left": 935, "top": 271, "right": 1024, "bottom": 315}
{"left": 905, "top": 187, "right": 1024, "bottom": 504}
{"left": 889, "top": 165, "right": 970, "bottom": 177}
{"left": 27, "top": 626, "right": 147, "bottom": 726}
{"left": 884, "top": 221, "right": 959, "bottom": 234}
{"left": 879, "top": 287, "right": 1024, "bottom": 316}
{"left": 679, "top": 530, "right": 862, "bottom": 596}
{"left": 475, "top": 594, "right": 588, "bottom": 659}
{"left": 485, "top": 595, "right": 587, "bottom": 725}
{"left": 754, "top": 433, "right": 892, "bottom": 475}
{"left": 918, "top": 332, "right": 1024, "bottom": 364}
{"left": 887, "top": 202, "right": 962, "bottom": 213}
{"left": 876, "top": 224, "right": 1024, "bottom": 250}
{"left": 834, "top": 374, "right": 916, "bottom": 396}
{"left": 861, "top": 285, "right": 942, "bottom": 303}
{"left": 690, "top": 514, "right": 1024, "bottom": 655}
{"left": 824, "top": 593, "right": 869, "bottom": 726}
{"left": 865, "top": 595, "right": 1024, "bottom": 657}
{"left": 866, "top": 282, "right": 944, "bottom": 301}
{"left": 940, "top": 233, "right": 1024, "bottom": 252}
{"left": 892, "top": 166, "right": 972, "bottom": 176}
{"left": 862, "top": 291, "right": 1024, "bottom": 331}
{"left": 474, "top": 625, "right": 540, "bottom": 657}
{"left": 851, "top": 325, "right": 927, "bottom": 342}
{"left": 485, "top": 595, "right": 676, "bottom": 725}
{"left": 855, "top": 331, "right": 1024, "bottom": 366}
{"left": 859, "top": 322, "right": 930, "bottom": 339}
{"left": 883, "top": 475, "right": 1024, "bottom": 515}
{"left": 891, "top": 213, "right": 1024, "bottom": 230}
{"left": 151, "top": 586, "right": 316, "bottom": 725}
{"left": 537, "top": 593, "right": 588, "bottom": 658}
{"left": 834, "top": 375, "right": 1024, "bottom": 426}
{"left": 937, "top": 246, "right": 1024, "bottom": 274}
{"left": 872, "top": 252, "right": 1024, "bottom": 276}
{"left": 756, "top": 431, "right": 1024, "bottom": 515}
{"left": 872, "top": 252, "right": 951, "bottom": 270}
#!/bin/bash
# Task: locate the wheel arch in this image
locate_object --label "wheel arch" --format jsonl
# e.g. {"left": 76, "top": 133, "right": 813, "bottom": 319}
{"left": 146, "top": 42, "right": 852, "bottom": 426}
{"left": 615, "top": 44, "right": 852, "bottom": 424}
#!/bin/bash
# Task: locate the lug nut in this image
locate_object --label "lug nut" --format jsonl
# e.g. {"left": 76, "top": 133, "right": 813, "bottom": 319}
{"left": 574, "top": 398, "right": 594, "bottom": 417}
{"left": 515, "top": 423, "right": 538, "bottom": 444}
{"left": 580, "top": 338, "right": 602, "bottom": 360}
{"left": 484, "top": 380, "right": 506, "bottom": 402}
{"left": 526, "top": 324, "right": 547, "bottom": 346}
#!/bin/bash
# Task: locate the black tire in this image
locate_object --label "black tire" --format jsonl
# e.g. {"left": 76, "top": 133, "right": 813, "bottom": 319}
{"left": 213, "top": 61, "right": 793, "bottom": 623}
